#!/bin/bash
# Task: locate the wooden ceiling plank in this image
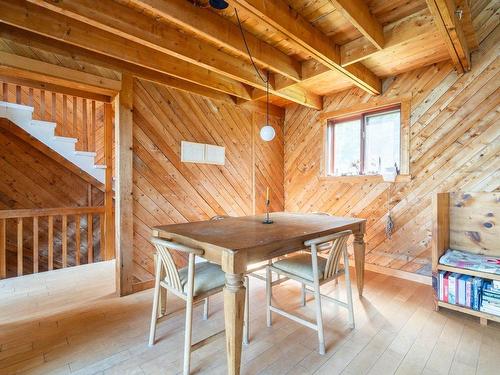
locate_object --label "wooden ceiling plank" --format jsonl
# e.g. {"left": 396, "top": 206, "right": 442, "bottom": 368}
{"left": 0, "top": 51, "right": 121, "bottom": 95}
{"left": 329, "top": 0, "right": 385, "bottom": 49}
{"left": 127, "top": 0, "right": 302, "bottom": 82}
{"left": 0, "top": 0, "right": 252, "bottom": 99}
{"left": 425, "top": 0, "right": 471, "bottom": 73}
{"left": 229, "top": 0, "right": 381, "bottom": 95}
{"left": 27, "top": 0, "right": 319, "bottom": 109}
{"left": 341, "top": 10, "right": 437, "bottom": 66}
{"left": 0, "top": 25, "right": 237, "bottom": 105}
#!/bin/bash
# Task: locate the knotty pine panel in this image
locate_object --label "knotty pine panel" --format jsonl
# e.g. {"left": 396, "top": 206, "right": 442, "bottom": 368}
{"left": 132, "top": 79, "right": 284, "bottom": 284}
{"left": 284, "top": 29, "right": 500, "bottom": 277}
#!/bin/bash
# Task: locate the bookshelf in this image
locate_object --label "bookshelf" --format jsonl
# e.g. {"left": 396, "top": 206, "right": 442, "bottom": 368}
{"left": 432, "top": 192, "right": 500, "bottom": 326}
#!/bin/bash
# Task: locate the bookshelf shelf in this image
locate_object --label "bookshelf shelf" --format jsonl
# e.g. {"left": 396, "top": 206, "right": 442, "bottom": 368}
{"left": 437, "top": 265, "right": 500, "bottom": 281}
{"left": 437, "top": 301, "right": 500, "bottom": 323}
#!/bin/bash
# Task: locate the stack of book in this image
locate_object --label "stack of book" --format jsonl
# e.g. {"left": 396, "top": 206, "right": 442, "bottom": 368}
{"left": 438, "top": 271, "right": 483, "bottom": 310}
{"left": 481, "top": 280, "right": 500, "bottom": 316}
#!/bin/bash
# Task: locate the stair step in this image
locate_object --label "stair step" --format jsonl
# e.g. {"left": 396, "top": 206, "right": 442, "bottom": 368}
{"left": 94, "top": 165, "right": 107, "bottom": 169}
{"left": 53, "top": 136, "right": 78, "bottom": 143}
{"left": 31, "top": 120, "right": 56, "bottom": 130}
{"left": 75, "top": 150, "right": 97, "bottom": 157}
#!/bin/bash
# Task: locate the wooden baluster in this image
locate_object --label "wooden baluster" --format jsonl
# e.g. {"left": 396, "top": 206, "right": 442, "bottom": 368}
{"left": 40, "top": 90, "right": 46, "bottom": 121}
{"left": 91, "top": 100, "right": 96, "bottom": 152}
{"left": 75, "top": 214, "right": 81, "bottom": 266}
{"left": 62, "top": 215, "right": 67, "bottom": 268}
{"left": 28, "top": 87, "right": 34, "bottom": 107}
{"left": 62, "top": 95, "right": 67, "bottom": 136}
{"left": 33, "top": 217, "right": 38, "bottom": 274}
{"left": 100, "top": 213, "right": 105, "bottom": 261}
{"left": 51, "top": 92, "right": 57, "bottom": 122}
{"left": 0, "top": 218, "right": 5, "bottom": 279}
{"left": 17, "top": 218, "right": 23, "bottom": 276}
{"left": 87, "top": 213, "right": 93, "bottom": 264}
{"left": 73, "top": 96, "right": 78, "bottom": 139}
{"left": 16, "top": 85, "right": 21, "bottom": 104}
{"left": 48, "top": 216, "right": 54, "bottom": 271}
{"left": 82, "top": 98, "right": 88, "bottom": 150}
{"left": 1, "top": 82, "right": 8, "bottom": 101}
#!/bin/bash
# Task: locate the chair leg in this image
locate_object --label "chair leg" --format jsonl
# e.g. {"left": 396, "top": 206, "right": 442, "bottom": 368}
{"left": 183, "top": 253, "right": 195, "bottom": 375}
{"left": 266, "top": 266, "right": 272, "bottom": 327}
{"left": 301, "top": 283, "right": 306, "bottom": 306}
{"left": 203, "top": 297, "right": 209, "bottom": 320}
{"left": 243, "top": 276, "right": 249, "bottom": 345}
{"left": 148, "top": 258, "right": 162, "bottom": 346}
{"left": 313, "top": 282, "right": 325, "bottom": 355}
{"left": 343, "top": 251, "right": 355, "bottom": 329}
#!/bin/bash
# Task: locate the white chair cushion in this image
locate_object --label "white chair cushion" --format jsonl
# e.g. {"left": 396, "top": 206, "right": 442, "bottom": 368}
{"left": 272, "top": 254, "right": 328, "bottom": 282}
{"left": 176, "top": 262, "right": 226, "bottom": 296}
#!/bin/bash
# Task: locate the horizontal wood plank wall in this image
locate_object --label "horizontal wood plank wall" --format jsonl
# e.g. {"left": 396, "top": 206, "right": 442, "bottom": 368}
{"left": 284, "top": 28, "right": 499, "bottom": 277}
{"left": 0, "top": 122, "right": 104, "bottom": 276}
{"left": 132, "top": 79, "right": 284, "bottom": 285}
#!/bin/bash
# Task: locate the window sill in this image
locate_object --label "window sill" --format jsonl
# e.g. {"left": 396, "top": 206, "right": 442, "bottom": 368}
{"left": 319, "top": 174, "right": 412, "bottom": 184}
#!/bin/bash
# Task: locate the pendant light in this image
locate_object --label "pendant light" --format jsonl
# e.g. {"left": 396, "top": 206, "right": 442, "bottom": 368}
{"left": 235, "top": 9, "right": 276, "bottom": 142}
{"left": 209, "top": 0, "right": 229, "bottom": 10}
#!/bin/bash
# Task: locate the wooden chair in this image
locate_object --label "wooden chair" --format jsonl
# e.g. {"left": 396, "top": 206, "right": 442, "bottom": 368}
{"left": 265, "top": 230, "right": 355, "bottom": 355}
{"left": 148, "top": 237, "right": 249, "bottom": 375}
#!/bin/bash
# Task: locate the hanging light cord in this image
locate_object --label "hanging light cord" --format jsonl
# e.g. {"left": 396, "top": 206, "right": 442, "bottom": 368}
{"left": 235, "top": 8, "right": 271, "bottom": 126}
{"left": 235, "top": 8, "right": 269, "bottom": 84}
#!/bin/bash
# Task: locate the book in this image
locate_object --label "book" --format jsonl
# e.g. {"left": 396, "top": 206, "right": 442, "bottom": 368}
{"left": 493, "top": 280, "right": 500, "bottom": 290}
{"left": 443, "top": 272, "right": 449, "bottom": 303}
{"left": 439, "top": 271, "right": 445, "bottom": 301}
{"left": 466, "top": 276, "right": 473, "bottom": 308}
{"left": 448, "top": 273, "right": 458, "bottom": 304}
{"left": 458, "top": 275, "right": 468, "bottom": 306}
{"left": 472, "top": 277, "right": 483, "bottom": 310}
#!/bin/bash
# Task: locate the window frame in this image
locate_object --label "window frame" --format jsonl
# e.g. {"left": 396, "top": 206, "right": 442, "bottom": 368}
{"left": 320, "top": 99, "right": 411, "bottom": 182}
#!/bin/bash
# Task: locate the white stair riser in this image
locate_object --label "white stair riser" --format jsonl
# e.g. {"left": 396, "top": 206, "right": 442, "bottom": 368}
{"left": 1, "top": 101, "right": 105, "bottom": 183}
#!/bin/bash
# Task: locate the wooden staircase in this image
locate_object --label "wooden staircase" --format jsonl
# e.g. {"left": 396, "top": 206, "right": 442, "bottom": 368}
{"left": 0, "top": 101, "right": 106, "bottom": 183}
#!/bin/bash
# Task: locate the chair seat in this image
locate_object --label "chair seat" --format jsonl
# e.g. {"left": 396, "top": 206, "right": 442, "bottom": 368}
{"left": 272, "top": 254, "right": 328, "bottom": 282}
{"left": 176, "top": 262, "right": 226, "bottom": 297}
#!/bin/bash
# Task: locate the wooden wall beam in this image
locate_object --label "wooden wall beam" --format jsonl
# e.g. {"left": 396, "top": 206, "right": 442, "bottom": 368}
{"left": 426, "top": 0, "right": 471, "bottom": 73}
{"left": 0, "top": 0, "right": 252, "bottom": 99}
{"left": 0, "top": 51, "right": 120, "bottom": 95}
{"left": 0, "top": 25, "right": 237, "bottom": 105}
{"left": 329, "top": 0, "right": 384, "bottom": 49}
{"left": 115, "top": 73, "right": 134, "bottom": 296}
{"left": 228, "top": 0, "right": 381, "bottom": 95}
{"left": 103, "top": 103, "right": 114, "bottom": 261}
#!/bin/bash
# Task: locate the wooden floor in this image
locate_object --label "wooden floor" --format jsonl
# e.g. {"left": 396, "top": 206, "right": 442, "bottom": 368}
{"left": 1, "top": 262, "right": 499, "bottom": 375}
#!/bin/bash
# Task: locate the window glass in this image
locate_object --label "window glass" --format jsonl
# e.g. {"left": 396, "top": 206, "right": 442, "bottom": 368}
{"left": 332, "top": 119, "right": 361, "bottom": 176}
{"left": 364, "top": 110, "right": 400, "bottom": 175}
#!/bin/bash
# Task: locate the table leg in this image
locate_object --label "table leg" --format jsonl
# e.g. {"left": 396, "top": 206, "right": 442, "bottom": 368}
{"left": 353, "top": 231, "right": 366, "bottom": 297}
{"left": 224, "top": 272, "right": 245, "bottom": 375}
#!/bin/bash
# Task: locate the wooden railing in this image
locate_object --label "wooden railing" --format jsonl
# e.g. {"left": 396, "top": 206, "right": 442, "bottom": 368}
{"left": 0, "top": 206, "right": 106, "bottom": 278}
{"left": 0, "top": 80, "right": 106, "bottom": 164}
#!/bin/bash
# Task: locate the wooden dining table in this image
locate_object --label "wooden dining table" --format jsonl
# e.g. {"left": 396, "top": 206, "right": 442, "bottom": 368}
{"left": 152, "top": 212, "right": 366, "bottom": 375}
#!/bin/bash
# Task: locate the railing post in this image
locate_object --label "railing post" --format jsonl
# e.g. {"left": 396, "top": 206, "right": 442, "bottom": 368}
{"left": 0, "top": 218, "right": 5, "bottom": 278}
{"left": 75, "top": 214, "right": 81, "bottom": 266}
{"left": 33, "top": 217, "right": 38, "bottom": 274}
{"left": 17, "top": 217, "right": 23, "bottom": 276}
{"left": 104, "top": 101, "right": 114, "bottom": 261}
{"left": 48, "top": 216, "right": 54, "bottom": 271}
{"left": 62, "top": 215, "right": 67, "bottom": 267}
{"left": 87, "top": 213, "right": 93, "bottom": 264}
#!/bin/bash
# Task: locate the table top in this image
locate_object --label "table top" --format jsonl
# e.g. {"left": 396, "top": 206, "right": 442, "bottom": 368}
{"left": 153, "top": 212, "right": 365, "bottom": 261}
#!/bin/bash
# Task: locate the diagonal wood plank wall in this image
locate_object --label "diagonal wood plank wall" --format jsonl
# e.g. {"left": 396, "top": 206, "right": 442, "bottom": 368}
{"left": 132, "top": 79, "right": 284, "bottom": 286}
{"left": 284, "top": 28, "right": 499, "bottom": 278}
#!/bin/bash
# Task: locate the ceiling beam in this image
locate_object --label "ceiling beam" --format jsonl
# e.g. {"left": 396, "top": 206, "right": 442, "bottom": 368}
{"left": 128, "top": 0, "right": 301, "bottom": 82}
{"left": 425, "top": 0, "right": 471, "bottom": 73}
{"left": 0, "top": 25, "right": 238, "bottom": 105}
{"left": 0, "top": 51, "right": 121, "bottom": 95}
{"left": 228, "top": 0, "right": 381, "bottom": 95}
{"left": 25, "top": 0, "right": 320, "bottom": 109}
{"left": 329, "top": 0, "right": 384, "bottom": 49}
{"left": 341, "top": 10, "right": 437, "bottom": 66}
{"left": 0, "top": 0, "right": 253, "bottom": 100}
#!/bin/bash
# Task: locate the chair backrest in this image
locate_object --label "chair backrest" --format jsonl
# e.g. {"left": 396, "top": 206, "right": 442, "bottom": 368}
{"left": 210, "top": 215, "right": 231, "bottom": 221}
{"left": 311, "top": 212, "right": 334, "bottom": 252}
{"left": 304, "top": 230, "right": 352, "bottom": 280}
{"left": 150, "top": 237, "right": 204, "bottom": 293}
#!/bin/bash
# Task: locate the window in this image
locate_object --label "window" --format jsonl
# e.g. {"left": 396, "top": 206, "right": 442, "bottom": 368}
{"left": 326, "top": 106, "right": 401, "bottom": 177}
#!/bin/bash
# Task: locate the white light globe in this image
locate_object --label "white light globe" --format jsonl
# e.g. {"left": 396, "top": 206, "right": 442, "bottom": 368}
{"left": 260, "top": 125, "right": 276, "bottom": 142}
